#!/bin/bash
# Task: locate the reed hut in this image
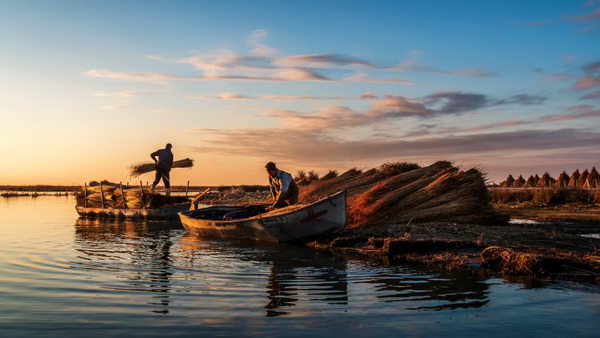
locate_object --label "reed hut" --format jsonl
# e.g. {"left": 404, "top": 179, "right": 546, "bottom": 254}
{"left": 568, "top": 169, "right": 581, "bottom": 187}
{"left": 534, "top": 174, "right": 540, "bottom": 183}
{"left": 584, "top": 167, "right": 600, "bottom": 188}
{"left": 514, "top": 175, "right": 526, "bottom": 187}
{"left": 524, "top": 175, "right": 537, "bottom": 187}
{"left": 556, "top": 171, "right": 570, "bottom": 188}
{"left": 577, "top": 169, "right": 589, "bottom": 188}
{"left": 537, "top": 172, "right": 556, "bottom": 188}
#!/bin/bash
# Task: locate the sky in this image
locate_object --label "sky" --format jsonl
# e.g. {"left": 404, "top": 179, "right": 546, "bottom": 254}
{"left": 0, "top": 0, "right": 599, "bottom": 186}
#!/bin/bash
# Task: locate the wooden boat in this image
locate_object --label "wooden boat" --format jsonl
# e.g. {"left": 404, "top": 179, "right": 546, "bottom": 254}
{"left": 76, "top": 203, "right": 190, "bottom": 220}
{"left": 178, "top": 190, "right": 347, "bottom": 242}
{"left": 75, "top": 188, "right": 211, "bottom": 220}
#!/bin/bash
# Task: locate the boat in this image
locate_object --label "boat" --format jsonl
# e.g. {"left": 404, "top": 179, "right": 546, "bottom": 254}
{"left": 76, "top": 202, "right": 191, "bottom": 220}
{"left": 178, "top": 190, "right": 347, "bottom": 242}
{"left": 75, "top": 188, "right": 211, "bottom": 220}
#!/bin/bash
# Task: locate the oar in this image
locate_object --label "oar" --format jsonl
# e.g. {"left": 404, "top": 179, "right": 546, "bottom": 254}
{"left": 189, "top": 188, "right": 211, "bottom": 210}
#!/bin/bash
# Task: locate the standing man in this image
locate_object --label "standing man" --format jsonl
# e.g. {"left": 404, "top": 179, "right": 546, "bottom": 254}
{"left": 265, "top": 162, "right": 299, "bottom": 209}
{"left": 150, "top": 143, "right": 174, "bottom": 196}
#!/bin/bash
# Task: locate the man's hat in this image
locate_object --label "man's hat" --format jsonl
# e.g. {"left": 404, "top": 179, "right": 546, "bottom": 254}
{"left": 265, "top": 162, "right": 277, "bottom": 170}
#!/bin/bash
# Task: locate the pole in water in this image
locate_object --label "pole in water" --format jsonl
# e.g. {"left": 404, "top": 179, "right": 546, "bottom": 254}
{"left": 185, "top": 181, "right": 190, "bottom": 196}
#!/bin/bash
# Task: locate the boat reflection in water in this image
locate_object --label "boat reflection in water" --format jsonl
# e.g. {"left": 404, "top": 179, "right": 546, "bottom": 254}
{"left": 73, "top": 218, "right": 491, "bottom": 318}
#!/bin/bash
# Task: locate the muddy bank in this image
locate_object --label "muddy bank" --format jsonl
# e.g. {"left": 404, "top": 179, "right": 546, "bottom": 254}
{"left": 305, "top": 219, "right": 600, "bottom": 286}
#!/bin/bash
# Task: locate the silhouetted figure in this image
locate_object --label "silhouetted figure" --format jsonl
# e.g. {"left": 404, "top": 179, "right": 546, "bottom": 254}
{"left": 150, "top": 143, "right": 174, "bottom": 196}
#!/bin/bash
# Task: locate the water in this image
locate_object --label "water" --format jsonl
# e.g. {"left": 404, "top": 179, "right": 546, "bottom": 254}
{"left": 1, "top": 196, "right": 599, "bottom": 337}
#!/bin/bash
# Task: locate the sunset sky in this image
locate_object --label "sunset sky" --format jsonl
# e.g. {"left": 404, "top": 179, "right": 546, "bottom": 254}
{"left": 1, "top": 0, "right": 599, "bottom": 186}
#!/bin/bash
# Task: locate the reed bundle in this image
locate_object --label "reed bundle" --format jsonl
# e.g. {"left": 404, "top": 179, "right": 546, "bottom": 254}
{"left": 129, "top": 158, "right": 194, "bottom": 177}
{"left": 299, "top": 160, "right": 507, "bottom": 227}
{"left": 76, "top": 186, "right": 189, "bottom": 209}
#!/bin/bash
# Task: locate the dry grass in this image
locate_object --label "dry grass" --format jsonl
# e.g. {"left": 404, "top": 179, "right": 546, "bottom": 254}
{"left": 76, "top": 185, "right": 189, "bottom": 209}
{"left": 490, "top": 187, "right": 595, "bottom": 205}
{"left": 129, "top": 158, "right": 194, "bottom": 177}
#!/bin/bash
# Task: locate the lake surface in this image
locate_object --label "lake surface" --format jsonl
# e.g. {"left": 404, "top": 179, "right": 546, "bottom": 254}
{"left": 1, "top": 196, "right": 599, "bottom": 337}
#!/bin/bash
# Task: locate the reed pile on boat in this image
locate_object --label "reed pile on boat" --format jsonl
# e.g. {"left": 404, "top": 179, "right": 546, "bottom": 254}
{"left": 299, "top": 161, "right": 507, "bottom": 227}
{"left": 129, "top": 158, "right": 195, "bottom": 177}
{"left": 76, "top": 184, "right": 189, "bottom": 209}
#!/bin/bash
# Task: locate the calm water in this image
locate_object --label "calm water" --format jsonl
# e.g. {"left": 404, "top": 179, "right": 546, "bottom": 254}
{"left": 1, "top": 196, "right": 599, "bottom": 337}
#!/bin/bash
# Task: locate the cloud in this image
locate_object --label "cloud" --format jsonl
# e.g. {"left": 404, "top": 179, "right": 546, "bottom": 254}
{"left": 575, "top": 76, "right": 600, "bottom": 90}
{"left": 492, "top": 94, "right": 547, "bottom": 106}
{"left": 423, "top": 92, "right": 490, "bottom": 114}
{"left": 581, "top": 90, "right": 600, "bottom": 99}
{"left": 517, "top": 6, "right": 600, "bottom": 33}
{"left": 191, "top": 127, "right": 600, "bottom": 165}
{"left": 275, "top": 53, "right": 383, "bottom": 68}
{"left": 94, "top": 90, "right": 150, "bottom": 97}
{"left": 248, "top": 29, "right": 277, "bottom": 56}
{"left": 533, "top": 68, "right": 575, "bottom": 81}
{"left": 189, "top": 92, "right": 380, "bottom": 101}
{"left": 574, "top": 60, "right": 600, "bottom": 90}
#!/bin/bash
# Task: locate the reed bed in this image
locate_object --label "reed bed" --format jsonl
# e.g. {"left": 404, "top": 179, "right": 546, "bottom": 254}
{"left": 490, "top": 187, "right": 596, "bottom": 205}
{"left": 129, "top": 158, "right": 194, "bottom": 177}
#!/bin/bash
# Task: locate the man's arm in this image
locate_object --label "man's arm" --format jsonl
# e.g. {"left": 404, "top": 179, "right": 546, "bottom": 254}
{"left": 150, "top": 150, "right": 159, "bottom": 163}
{"left": 272, "top": 173, "right": 291, "bottom": 205}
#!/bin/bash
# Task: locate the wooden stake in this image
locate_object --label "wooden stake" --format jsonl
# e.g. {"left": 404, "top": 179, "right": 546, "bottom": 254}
{"left": 120, "top": 182, "right": 127, "bottom": 209}
{"left": 100, "top": 182, "right": 105, "bottom": 209}
{"left": 185, "top": 181, "right": 190, "bottom": 196}
{"left": 139, "top": 181, "right": 146, "bottom": 209}
{"left": 83, "top": 182, "right": 88, "bottom": 208}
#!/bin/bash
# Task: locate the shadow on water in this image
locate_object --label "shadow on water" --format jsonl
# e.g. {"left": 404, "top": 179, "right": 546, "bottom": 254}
{"left": 74, "top": 218, "right": 491, "bottom": 317}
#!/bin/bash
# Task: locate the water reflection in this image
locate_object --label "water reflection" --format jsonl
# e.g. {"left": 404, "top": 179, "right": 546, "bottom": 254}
{"left": 73, "top": 218, "right": 491, "bottom": 317}
{"left": 74, "top": 218, "right": 182, "bottom": 314}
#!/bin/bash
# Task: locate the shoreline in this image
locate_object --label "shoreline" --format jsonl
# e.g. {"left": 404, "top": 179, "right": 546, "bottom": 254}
{"left": 307, "top": 204, "right": 600, "bottom": 286}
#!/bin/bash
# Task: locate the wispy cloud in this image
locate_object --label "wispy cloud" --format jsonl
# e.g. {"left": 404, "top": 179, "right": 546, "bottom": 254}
{"left": 94, "top": 90, "right": 151, "bottom": 97}
{"left": 518, "top": 5, "right": 600, "bottom": 33}
{"left": 189, "top": 92, "right": 380, "bottom": 101}
{"left": 85, "top": 31, "right": 496, "bottom": 85}
{"left": 574, "top": 60, "right": 600, "bottom": 91}
{"left": 190, "top": 127, "right": 600, "bottom": 166}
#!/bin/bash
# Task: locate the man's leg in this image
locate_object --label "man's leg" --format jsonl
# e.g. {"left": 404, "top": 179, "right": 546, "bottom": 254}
{"left": 163, "top": 170, "right": 171, "bottom": 196}
{"left": 151, "top": 169, "right": 161, "bottom": 193}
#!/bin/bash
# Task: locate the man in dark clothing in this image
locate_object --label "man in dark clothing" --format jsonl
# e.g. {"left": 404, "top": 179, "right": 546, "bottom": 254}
{"left": 265, "top": 162, "right": 299, "bottom": 209}
{"left": 150, "top": 143, "right": 174, "bottom": 196}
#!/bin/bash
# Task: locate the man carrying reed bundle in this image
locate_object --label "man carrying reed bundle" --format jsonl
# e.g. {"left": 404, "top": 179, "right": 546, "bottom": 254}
{"left": 150, "top": 143, "right": 174, "bottom": 196}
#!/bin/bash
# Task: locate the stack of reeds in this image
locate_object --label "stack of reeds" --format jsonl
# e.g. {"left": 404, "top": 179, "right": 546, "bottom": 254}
{"left": 129, "top": 158, "right": 194, "bottom": 177}
{"left": 585, "top": 167, "right": 600, "bottom": 188}
{"left": 298, "top": 161, "right": 508, "bottom": 227}
{"left": 76, "top": 185, "right": 189, "bottom": 209}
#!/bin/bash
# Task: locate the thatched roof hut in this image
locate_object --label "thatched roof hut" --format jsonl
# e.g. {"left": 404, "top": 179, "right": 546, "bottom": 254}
{"left": 537, "top": 172, "right": 556, "bottom": 188}
{"left": 514, "top": 175, "right": 526, "bottom": 187}
{"left": 524, "top": 175, "right": 537, "bottom": 187}
{"left": 556, "top": 171, "right": 570, "bottom": 188}
{"left": 584, "top": 167, "right": 600, "bottom": 188}
{"left": 578, "top": 169, "right": 589, "bottom": 188}
{"left": 568, "top": 169, "right": 581, "bottom": 187}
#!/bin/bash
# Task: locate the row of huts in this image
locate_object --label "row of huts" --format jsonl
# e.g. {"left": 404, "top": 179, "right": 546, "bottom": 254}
{"left": 499, "top": 167, "right": 600, "bottom": 189}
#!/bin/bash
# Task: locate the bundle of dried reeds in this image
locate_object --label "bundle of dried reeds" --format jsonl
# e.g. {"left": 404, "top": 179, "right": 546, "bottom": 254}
{"left": 76, "top": 186, "right": 189, "bottom": 209}
{"left": 299, "top": 160, "right": 507, "bottom": 227}
{"left": 129, "top": 158, "right": 194, "bottom": 177}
